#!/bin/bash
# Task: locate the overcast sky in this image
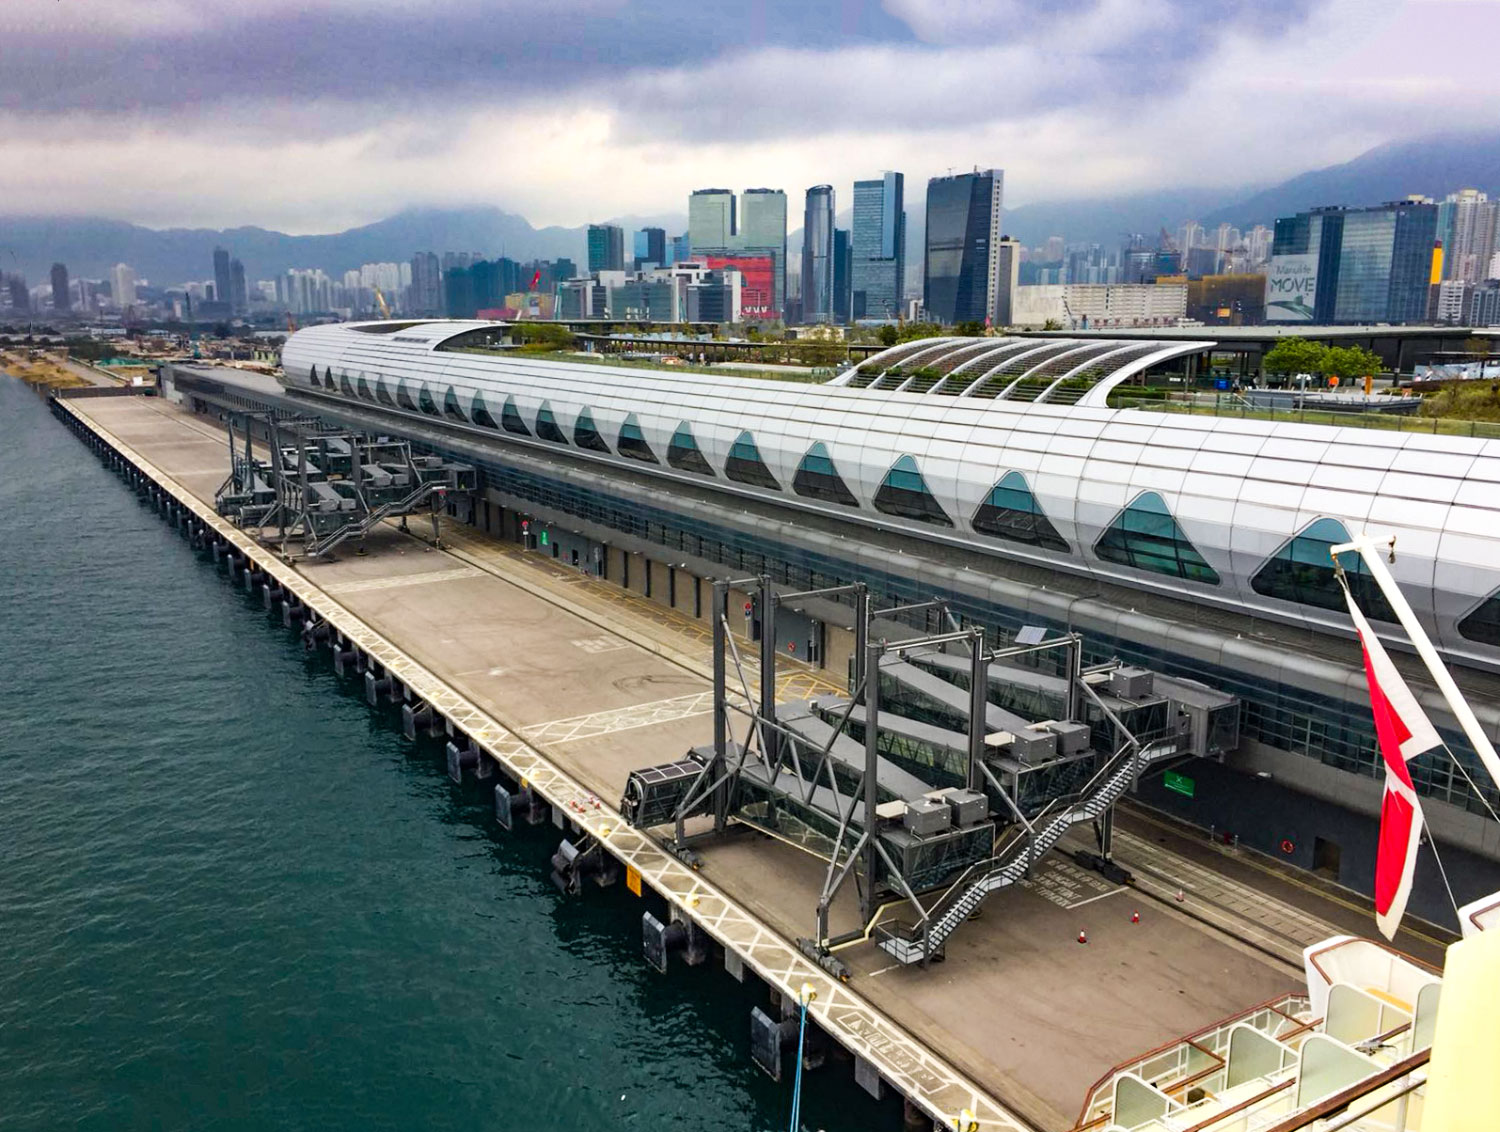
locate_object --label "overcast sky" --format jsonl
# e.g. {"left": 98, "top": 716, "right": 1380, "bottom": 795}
{"left": 3, "top": 0, "right": 1497, "bottom": 233}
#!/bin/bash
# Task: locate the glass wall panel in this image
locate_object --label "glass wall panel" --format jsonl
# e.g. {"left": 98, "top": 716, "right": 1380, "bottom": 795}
{"left": 1094, "top": 491, "right": 1219, "bottom": 584}
{"left": 573, "top": 408, "right": 611, "bottom": 452}
{"left": 470, "top": 391, "right": 498, "bottom": 428}
{"left": 1458, "top": 590, "right": 1500, "bottom": 647}
{"left": 972, "top": 471, "right": 1069, "bottom": 551}
{"left": 792, "top": 442, "right": 858, "bottom": 507}
{"left": 1252, "top": 518, "right": 1397, "bottom": 620}
{"left": 874, "top": 455, "right": 952, "bottom": 527}
{"left": 667, "top": 423, "right": 715, "bottom": 476}
{"left": 617, "top": 413, "right": 658, "bottom": 463}
{"left": 501, "top": 396, "right": 530, "bottom": 436}
{"left": 725, "top": 430, "right": 780, "bottom": 490}
{"left": 442, "top": 387, "right": 468, "bottom": 423}
{"left": 535, "top": 401, "right": 567, "bottom": 443}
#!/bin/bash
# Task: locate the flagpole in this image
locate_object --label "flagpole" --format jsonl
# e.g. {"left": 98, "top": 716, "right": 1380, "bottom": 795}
{"left": 1332, "top": 534, "right": 1500, "bottom": 794}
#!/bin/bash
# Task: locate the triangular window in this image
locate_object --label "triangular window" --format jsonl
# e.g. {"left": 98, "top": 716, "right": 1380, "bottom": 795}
{"left": 442, "top": 386, "right": 468, "bottom": 423}
{"left": 667, "top": 423, "right": 714, "bottom": 476}
{"left": 1458, "top": 589, "right": 1500, "bottom": 647}
{"left": 375, "top": 375, "right": 396, "bottom": 407}
{"left": 309, "top": 365, "right": 323, "bottom": 388}
{"left": 874, "top": 455, "right": 952, "bottom": 527}
{"left": 417, "top": 384, "right": 439, "bottom": 416}
{"left": 724, "top": 430, "right": 780, "bottom": 490}
{"left": 617, "top": 414, "right": 658, "bottom": 463}
{"left": 396, "top": 379, "right": 418, "bottom": 411}
{"left": 1095, "top": 492, "right": 1219, "bottom": 584}
{"left": 356, "top": 373, "right": 373, "bottom": 401}
{"left": 573, "top": 408, "right": 610, "bottom": 452}
{"left": 501, "top": 396, "right": 530, "bottom": 437}
{"left": 339, "top": 370, "right": 356, "bottom": 397}
{"left": 792, "top": 442, "right": 858, "bottom": 507}
{"left": 1251, "top": 518, "right": 1394, "bottom": 618}
{"left": 535, "top": 402, "right": 567, "bottom": 444}
{"left": 972, "top": 472, "right": 1068, "bottom": 552}
{"left": 471, "top": 391, "right": 498, "bottom": 428}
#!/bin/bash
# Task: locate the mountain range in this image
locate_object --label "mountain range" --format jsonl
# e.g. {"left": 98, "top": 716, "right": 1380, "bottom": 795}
{"left": 3, "top": 131, "right": 1499, "bottom": 287}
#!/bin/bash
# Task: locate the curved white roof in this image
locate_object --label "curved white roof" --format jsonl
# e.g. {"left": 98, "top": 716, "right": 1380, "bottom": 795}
{"left": 279, "top": 320, "right": 1500, "bottom": 670}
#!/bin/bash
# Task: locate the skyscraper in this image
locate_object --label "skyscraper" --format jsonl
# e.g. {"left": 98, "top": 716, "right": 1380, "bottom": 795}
{"left": 213, "top": 247, "right": 232, "bottom": 310}
{"left": 739, "top": 189, "right": 788, "bottom": 319}
{"left": 50, "top": 263, "right": 70, "bottom": 312}
{"left": 851, "top": 171, "right": 905, "bottom": 320}
{"left": 993, "top": 237, "right": 1021, "bottom": 327}
{"left": 634, "top": 227, "right": 666, "bottom": 269}
{"left": 923, "top": 168, "right": 1003, "bottom": 324}
{"left": 229, "top": 258, "right": 248, "bottom": 314}
{"left": 587, "top": 224, "right": 625, "bottom": 273}
{"left": 689, "top": 189, "right": 736, "bottom": 252}
{"left": 800, "top": 185, "right": 835, "bottom": 324}
{"left": 111, "top": 263, "right": 137, "bottom": 309}
{"left": 832, "top": 229, "right": 851, "bottom": 324}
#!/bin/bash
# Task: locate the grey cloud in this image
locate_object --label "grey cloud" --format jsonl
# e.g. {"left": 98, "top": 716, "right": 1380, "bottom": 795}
{"left": 3, "top": 0, "right": 917, "bottom": 116}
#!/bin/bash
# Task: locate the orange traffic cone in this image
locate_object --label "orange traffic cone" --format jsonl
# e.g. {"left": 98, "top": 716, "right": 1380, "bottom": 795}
{"left": 1131, "top": 910, "right": 1140, "bottom": 923}
{"left": 1077, "top": 929, "right": 1088, "bottom": 944}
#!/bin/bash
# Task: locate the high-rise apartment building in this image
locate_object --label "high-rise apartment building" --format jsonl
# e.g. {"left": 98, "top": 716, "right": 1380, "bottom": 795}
{"left": 1437, "top": 189, "right": 1499, "bottom": 283}
{"left": 587, "top": 224, "right": 625, "bottom": 273}
{"left": 923, "top": 168, "right": 1003, "bottom": 324}
{"left": 801, "top": 185, "right": 835, "bottom": 324}
{"left": 111, "top": 263, "right": 137, "bottom": 309}
{"left": 1268, "top": 199, "right": 1438, "bottom": 324}
{"left": 212, "top": 247, "right": 232, "bottom": 310}
{"left": 410, "top": 252, "right": 442, "bottom": 314}
{"left": 50, "top": 263, "right": 70, "bottom": 312}
{"left": 852, "top": 171, "right": 905, "bottom": 321}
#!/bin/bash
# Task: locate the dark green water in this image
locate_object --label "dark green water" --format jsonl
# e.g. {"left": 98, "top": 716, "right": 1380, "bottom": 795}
{"left": 0, "top": 379, "right": 890, "bottom": 1131}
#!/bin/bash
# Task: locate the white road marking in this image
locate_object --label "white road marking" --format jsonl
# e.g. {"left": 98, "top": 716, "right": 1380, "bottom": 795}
{"left": 325, "top": 566, "right": 482, "bottom": 595}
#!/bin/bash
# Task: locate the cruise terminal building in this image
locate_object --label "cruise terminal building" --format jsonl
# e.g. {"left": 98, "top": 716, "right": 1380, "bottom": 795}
{"left": 168, "top": 320, "right": 1500, "bottom": 913}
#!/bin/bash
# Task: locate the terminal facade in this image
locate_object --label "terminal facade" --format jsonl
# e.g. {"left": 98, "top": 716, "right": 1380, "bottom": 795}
{"left": 166, "top": 320, "right": 1500, "bottom": 910}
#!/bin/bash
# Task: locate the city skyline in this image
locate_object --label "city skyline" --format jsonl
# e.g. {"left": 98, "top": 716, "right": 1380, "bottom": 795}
{"left": 4, "top": 0, "right": 1497, "bottom": 233}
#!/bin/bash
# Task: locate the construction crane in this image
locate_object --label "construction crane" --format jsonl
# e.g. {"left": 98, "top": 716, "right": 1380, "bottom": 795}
{"left": 286, "top": 311, "right": 298, "bottom": 334}
{"left": 374, "top": 287, "right": 391, "bottom": 319}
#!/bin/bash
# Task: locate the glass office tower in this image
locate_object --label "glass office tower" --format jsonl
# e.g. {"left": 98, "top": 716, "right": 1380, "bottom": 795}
{"left": 852, "top": 171, "right": 905, "bottom": 320}
{"left": 923, "top": 169, "right": 1002, "bottom": 324}
{"left": 801, "top": 185, "right": 835, "bottom": 324}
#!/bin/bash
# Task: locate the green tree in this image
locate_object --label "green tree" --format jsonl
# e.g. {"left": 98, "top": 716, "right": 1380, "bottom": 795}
{"left": 955, "top": 320, "right": 985, "bottom": 337}
{"left": 1262, "top": 337, "right": 1327, "bottom": 377}
{"left": 1321, "top": 345, "right": 1382, "bottom": 382}
{"left": 877, "top": 324, "right": 899, "bottom": 347}
{"left": 896, "top": 321, "right": 944, "bottom": 344}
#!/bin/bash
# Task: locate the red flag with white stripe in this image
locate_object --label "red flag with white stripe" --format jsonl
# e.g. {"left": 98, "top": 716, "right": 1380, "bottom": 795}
{"left": 1343, "top": 588, "right": 1440, "bottom": 939}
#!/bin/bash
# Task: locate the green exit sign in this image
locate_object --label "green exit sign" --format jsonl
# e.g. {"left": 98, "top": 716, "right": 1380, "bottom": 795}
{"left": 539, "top": 530, "right": 549, "bottom": 546}
{"left": 1164, "top": 770, "right": 1195, "bottom": 798}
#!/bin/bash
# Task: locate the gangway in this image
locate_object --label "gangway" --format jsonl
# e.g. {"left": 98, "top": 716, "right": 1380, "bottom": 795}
{"left": 874, "top": 733, "right": 1182, "bottom": 965}
{"left": 214, "top": 411, "right": 475, "bottom": 559}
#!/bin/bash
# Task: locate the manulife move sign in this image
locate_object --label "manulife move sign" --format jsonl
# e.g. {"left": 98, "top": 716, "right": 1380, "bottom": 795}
{"left": 1264, "top": 253, "right": 1317, "bottom": 322}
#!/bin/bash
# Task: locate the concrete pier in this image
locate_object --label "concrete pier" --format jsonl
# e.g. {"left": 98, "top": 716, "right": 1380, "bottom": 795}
{"left": 50, "top": 391, "right": 1364, "bottom": 1131}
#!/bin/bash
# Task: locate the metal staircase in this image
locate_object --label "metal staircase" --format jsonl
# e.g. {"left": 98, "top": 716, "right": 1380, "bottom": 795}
{"left": 876, "top": 739, "right": 1178, "bottom": 965}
